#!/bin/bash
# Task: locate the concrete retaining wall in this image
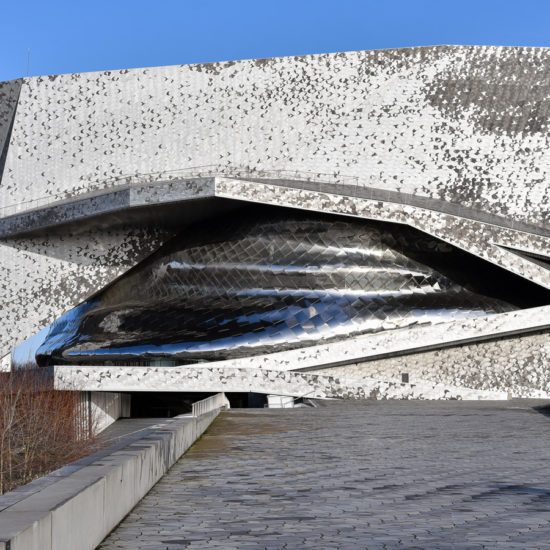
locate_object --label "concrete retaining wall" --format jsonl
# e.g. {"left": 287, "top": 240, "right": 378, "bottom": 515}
{"left": 89, "top": 392, "right": 131, "bottom": 433}
{"left": 0, "top": 410, "right": 221, "bottom": 550}
{"left": 75, "top": 392, "right": 131, "bottom": 437}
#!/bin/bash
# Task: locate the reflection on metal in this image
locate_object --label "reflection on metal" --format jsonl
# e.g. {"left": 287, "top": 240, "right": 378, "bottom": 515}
{"left": 37, "top": 212, "right": 520, "bottom": 365}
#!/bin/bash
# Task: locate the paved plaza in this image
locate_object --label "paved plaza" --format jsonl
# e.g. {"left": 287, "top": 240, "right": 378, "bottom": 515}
{"left": 99, "top": 400, "right": 550, "bottom": 549}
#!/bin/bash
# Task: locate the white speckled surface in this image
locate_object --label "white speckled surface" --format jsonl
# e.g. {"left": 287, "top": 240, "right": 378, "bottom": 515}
{"left": 53, "top": 364, "right": 507, "bottom": 400}
{"left": 3, "top": 46, "right": 550, "bottom": 227}
{"left": 1, "top": 46, "right": 549, "bottom": 398}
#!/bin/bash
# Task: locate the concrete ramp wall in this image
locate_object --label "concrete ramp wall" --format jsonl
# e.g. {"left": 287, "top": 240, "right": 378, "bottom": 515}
{"left": 0, "top": 409, "right": 221, "bottom": 550}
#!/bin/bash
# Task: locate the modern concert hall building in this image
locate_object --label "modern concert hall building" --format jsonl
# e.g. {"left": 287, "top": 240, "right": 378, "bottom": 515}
{"left": 0, "top": 45, "right": 549, "bottom": 415}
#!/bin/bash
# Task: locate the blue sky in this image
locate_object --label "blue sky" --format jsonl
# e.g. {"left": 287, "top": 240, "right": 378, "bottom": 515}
{"left": 2, "top": 0, "right": 550, "bottom": 82}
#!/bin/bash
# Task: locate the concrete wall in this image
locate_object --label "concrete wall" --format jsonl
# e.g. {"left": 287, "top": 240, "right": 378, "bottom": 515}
{"left": 87, "top": 392, "right": 130, "bottom": 433}
{"left": 0, "top": 410, "right": 221, "bottom": 550}
{"left": 74, "top": 392, "right": 130, "bottom": 439}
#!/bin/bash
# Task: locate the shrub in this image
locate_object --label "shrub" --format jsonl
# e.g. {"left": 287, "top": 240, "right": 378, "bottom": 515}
{"left": 0, "top": 368, "right": 100, "bottom": 495}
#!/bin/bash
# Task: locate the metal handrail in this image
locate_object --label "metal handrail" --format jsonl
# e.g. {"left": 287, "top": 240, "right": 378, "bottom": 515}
{"left": 0, "top": 165, "right": 358, "bottom": 218}
{"left": 0, "top": 164, "right": 547, "bottom": 237}
{"left": 293, "top": 389, "right": 316, "bottom": 403}
{"left": 191, "top": 392, "right": 230, "bottom": 417}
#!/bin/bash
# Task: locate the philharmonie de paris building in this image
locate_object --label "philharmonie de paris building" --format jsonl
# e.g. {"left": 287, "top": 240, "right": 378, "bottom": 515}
{"left": 0, "top": 44, "right": 549, "bottom": 419}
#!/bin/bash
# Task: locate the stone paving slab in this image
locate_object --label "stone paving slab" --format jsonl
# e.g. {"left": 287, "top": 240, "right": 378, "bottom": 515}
{"left": 99, "top": 400, "right": 550, "bottom": 549}
{"left": 0, "top": 412, "right": 221, "bottom": 550}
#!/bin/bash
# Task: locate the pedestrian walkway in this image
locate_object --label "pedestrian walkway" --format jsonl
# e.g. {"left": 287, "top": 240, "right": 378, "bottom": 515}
{"left": 99, "top": 400, "right": 550, "bottom": 549}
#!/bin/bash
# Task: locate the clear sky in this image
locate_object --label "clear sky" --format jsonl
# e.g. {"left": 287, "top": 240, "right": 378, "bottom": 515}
{"left": 2, "top": 0, "right": 550, "bottom": 82}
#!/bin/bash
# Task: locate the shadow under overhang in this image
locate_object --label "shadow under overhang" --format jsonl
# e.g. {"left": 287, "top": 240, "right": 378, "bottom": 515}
{"left": 0, "top": 196, "right": 243, "bottom": 238}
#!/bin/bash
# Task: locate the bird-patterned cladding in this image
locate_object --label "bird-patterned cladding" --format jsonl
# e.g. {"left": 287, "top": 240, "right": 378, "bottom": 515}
{"left": 37, "top": 211, "right": 521, "bottom": 365}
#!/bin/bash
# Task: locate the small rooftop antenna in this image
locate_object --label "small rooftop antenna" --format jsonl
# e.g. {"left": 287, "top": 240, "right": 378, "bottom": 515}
{"left": 26, "top": 49, "right": 30, "bottom": 77}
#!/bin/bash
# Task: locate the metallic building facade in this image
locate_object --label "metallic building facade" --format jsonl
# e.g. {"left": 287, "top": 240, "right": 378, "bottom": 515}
{"left": 1, "top": 45, "right": 549, "bottom": 399}
{"left": 38, "top": 210, "right": 541, "bottom": 365}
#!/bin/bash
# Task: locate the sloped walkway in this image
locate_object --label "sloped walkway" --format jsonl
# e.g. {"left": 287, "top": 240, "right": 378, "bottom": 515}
{"left": 99, "top": 400, "right": 550, "bottom": 549}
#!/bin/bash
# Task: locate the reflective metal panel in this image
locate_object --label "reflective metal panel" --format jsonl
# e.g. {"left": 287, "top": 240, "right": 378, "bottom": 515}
{"left": 37, "top": 211, "right": 519, "bottom": 364}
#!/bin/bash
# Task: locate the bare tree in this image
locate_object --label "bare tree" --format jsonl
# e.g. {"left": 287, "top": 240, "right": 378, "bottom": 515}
{"left": 0, "top": 368, "right": 100, "bottom": 495}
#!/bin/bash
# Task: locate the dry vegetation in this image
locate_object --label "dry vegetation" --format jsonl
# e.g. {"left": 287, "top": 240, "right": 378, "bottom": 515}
{"left": 0, "top": 368, "right": 100, "bottom": 495}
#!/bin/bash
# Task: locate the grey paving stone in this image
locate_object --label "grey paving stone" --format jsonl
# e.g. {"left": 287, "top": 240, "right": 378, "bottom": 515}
{"left": 99, "top": 400, "right": 550, "bottom": 549}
